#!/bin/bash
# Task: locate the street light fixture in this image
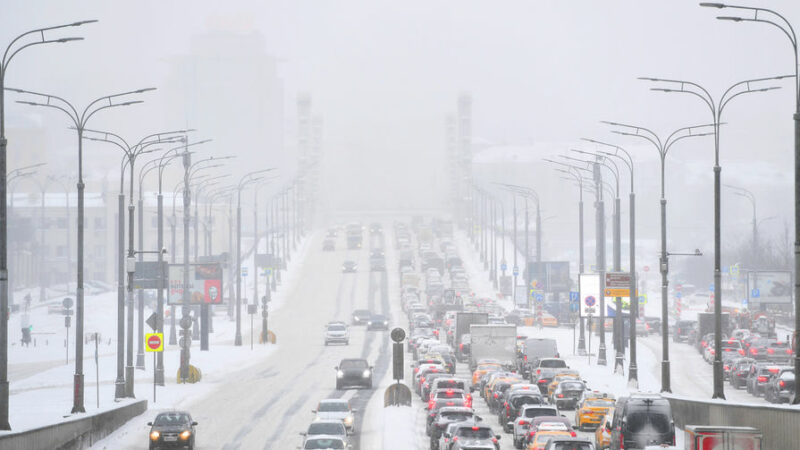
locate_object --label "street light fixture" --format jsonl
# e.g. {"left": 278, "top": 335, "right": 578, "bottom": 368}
{"left": 604, "top": 119, "right": 714, "bottom": 392}
{"left": 640, "top": 74, "right": 788, "bottom": 399}
{"left": 0, "top": 21, "right": 96, "bottom": 427}
{"left": 12, "top": 85, "right": 153, "bottom": 413}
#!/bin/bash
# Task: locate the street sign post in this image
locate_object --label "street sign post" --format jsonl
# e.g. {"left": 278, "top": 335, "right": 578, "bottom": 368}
{"left": 145, "top": 332, "right": 163, "bottom": 403}
{"left": 579, "top": 273, "right": 600, "bottom": 317}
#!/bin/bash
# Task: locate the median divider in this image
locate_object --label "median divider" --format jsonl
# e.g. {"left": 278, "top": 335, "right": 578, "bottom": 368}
{"left": 0, "top": 399, "right": 147, "bottom": 450}
{"left": 664, "top": 393, "right": 800, "bottom": 449}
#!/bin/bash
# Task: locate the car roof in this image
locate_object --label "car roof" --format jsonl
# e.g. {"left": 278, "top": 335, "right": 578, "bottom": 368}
{"left": 319, "top": 399, "right": 349, "bottom": 405}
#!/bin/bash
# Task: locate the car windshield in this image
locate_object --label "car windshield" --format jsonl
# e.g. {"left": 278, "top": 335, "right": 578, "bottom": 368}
{"left": 441, "top": 412, "right": 473, "bottom": 421}
{"left": 625, "top": 412, "right": 671, "bottom": 434}
{"left": 305, "top": 439, "right": 345, "bottom": 449}
{"left": 308, "top": 422, "right": 345, "bottom": 435}
{"left": 318, "top": 402, "right": 349, "bottom": 412}
{"left": 340, "top": 360, "right": 367, "bottom": 369}
{"left": 512, "top": 396, "right": 541, "bottom": 407}
{"left": 524, "top": 408, "right": 557, "bottom": 418}
{"left": 560, "top": 382, "right": 584, "bottom": 391}
{"left": 585, "top": 399, "right": 614, "bottom": 407}
{"left": 153, "top": 412, "right": 190, "bottom": 426}
{"left": 540, "top": 360, "right": 566, "bottom": 368}
{"left": 552, "top": 443, "right": 594, "bottom": 450}
{"left": 456, "top": 427, "right": 493, "bottom": 439}
{"left": 328, "top": 325, "right": 346, "bottom": 332}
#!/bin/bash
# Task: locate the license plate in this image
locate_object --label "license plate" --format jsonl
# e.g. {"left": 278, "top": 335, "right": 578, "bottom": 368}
{"left": 164, "top": 436, "right": 178, "bottom": 442}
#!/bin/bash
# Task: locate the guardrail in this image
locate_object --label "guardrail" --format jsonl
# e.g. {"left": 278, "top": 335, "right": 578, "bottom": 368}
{"left": 0, "top": 399, "right": 147, "bottom": 450}
{"left": 665, "top": 394, "right": 800, "bottom": 449}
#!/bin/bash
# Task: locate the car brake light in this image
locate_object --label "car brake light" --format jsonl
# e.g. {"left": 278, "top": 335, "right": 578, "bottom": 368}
{"left": 494, "top": 392, "right": 499, "bottom": 398}
{"left": 768, "top": 348, "right": 775, "bottom": 355}
{"left": 738, "top": 349, "right": 745, "bottom": 355}
{"left": 459, "top": 343, "right": 464, "bottom": 350}
{"left": 538, "top": 379, "right": 548, "bottom": 383}
{"left": 519, "top": 420, "right": 529, "bottom": 425}
{"left": 787, "top": 349, "right": 793, "bottom": 355}
{"left": 446, "top": 389, "right": 453, "bottom": 394}
{"left": 779, "top": 380, "right": 786, "bottom": 388}
{"left": 620, "top": 432, "right": 624, "bottom": 449}
{"left": 558, "top": 393, "right": 564, "bottom": 398}
{"left": 471, "top": 426, "right": 480, "bottom": 431}
{"left": 768, "top": 367, "right": 780, "bottom": 374}
{"left": 428, "top": 400, "right": 434, "bottom": 409}
{"left": 758, "top": 376, "right": 768, "bottom": 383}
{"left": 724, "top": 365, "right": 729, "bottom": 371}
{"left": 570, "top": 431, "right": 576, "bottom": 437}
{"left": 750, "top": 348, "right": 758, "bottom": 354}
{"left": 728, "top": 339, "right": 736, "bottom": 344}
{"left": 537, "top": 369, "right": 541, "bottom": 375}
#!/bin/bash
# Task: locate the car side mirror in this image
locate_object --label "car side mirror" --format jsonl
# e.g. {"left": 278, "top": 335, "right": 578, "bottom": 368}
{"left": 191, "top": 421, "right": 198, "bottom": 426}
{"left": 495, "top": 435, "right": 501, "bottom": 440}
{"left": 147, "top": 422, "right": 153, "bottom": 426}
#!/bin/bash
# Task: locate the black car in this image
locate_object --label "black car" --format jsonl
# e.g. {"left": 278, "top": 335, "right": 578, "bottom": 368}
{"left": 500, "top": 389, "right": 543, "bottom": 432}
{"left": 764, "top": 368, "right": 795, "bottom": 403}
{"left": 367, "top": 314, "right": 389, "bottom": 330}
{"left": 147, "top": 411, "right": 197, "bottom": 450}
{"left": 729, "top": 357, "right": 755, "bottom": 389}
{"left": 672, "top": 320, "right": 695, "bottom": 342}
{"left": 428, "top": 407, "right": 478, "bottom": 447}
{"left": 342, "top": 260, "right": 357, "bottom": 273}
{"left": 610, "top": 394, "right": 674, "bottom": 450}
{"left": 552, "top": 380, "right": 586, "bottom": 410}
{"left": 335, "top": 358, "right": 373, "bottom": 389}
{"left": 352, "top": 309, "right": 372, "bottom": 325}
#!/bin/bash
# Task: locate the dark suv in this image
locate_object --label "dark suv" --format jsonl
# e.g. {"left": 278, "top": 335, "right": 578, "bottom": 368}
{"left": 335, "top": 358, "right": 373, "bottom": 389}
{"left": 672, "top": 320, "right": 695, "bottom": 342}
{"left": 147, "top": 411, "right": 197, "bottom": 450}
{"left": 610, "top": 393, "right": 674, "bottom": 450}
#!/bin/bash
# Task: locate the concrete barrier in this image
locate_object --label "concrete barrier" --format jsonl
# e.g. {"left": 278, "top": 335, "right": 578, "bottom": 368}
{"left": 0, "top": 399, "right": 147, "bottom": 450}
{"left": 664, "top": 394, "right": 800, "bottom": 449}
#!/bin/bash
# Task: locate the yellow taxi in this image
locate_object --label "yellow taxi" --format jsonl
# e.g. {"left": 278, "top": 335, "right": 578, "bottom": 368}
{"left": 575, "top": 395, "right": 615, "bottom": 430}
{"left": 541, "top": 312, "right": 558, "bottom": 327}
{"left": 484, "top": 375, "right": 521, "bottom": 402}
{"left": 546, "top": 370, "right": 581, "bottom": 398}
{"left": 527, "top": 430, "right": 573, "bottom": 450}
{"left": 471, "top": 361, "right": 502, "bottom": 385}
{"left": 595, "top": 407, "right": 614, "bottom": 450}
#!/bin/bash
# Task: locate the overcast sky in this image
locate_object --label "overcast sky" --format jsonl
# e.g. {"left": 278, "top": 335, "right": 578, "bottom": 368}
{"left": 2, "top": 1, "right": 797, "bottom": 255}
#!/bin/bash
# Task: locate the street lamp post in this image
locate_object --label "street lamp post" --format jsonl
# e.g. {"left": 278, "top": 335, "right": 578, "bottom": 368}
{"left": 606, "top": 120, "right": 714, "bottom": 392}
{"left": 586, "top": 138, "right": 640, "bottom": 385}
{"left": 699, "top": 1, "right": 800, "bottom": 404}
{"left": 641, "top": 74, "right": 787, "bottom": 399}
{"left": 0, "top": 20, "right": 94, "bottom": 428}
{"left": 724, "top": 185, "right": 758, "bottom": 265}
{"left": 48, "top": 175, "right": 75, "bottom": 298}
{"left": 13, "top": 85, "right": 153, "bottom": 411}
{"left": 235, "top": 170, "right": 274, "bottom": 346}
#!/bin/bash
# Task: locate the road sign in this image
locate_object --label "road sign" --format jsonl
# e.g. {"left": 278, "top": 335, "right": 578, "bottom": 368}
{"left": 638, "top": 295, "right": 647, "bottom": 304}
{"left": 643, "top": 266, "right": 649, "bottom": 272}
{"left": 241, "top": 267, "right": 248, "bottom": 277}
{"left": 62, "top": 297, "right": 73, "bottom": 309}
{"left": 391, "top": 327, "right": 406, "bottom": 343}
{"left": 535, "top": 293, "right": 544, "bottom": 302}
{"left": 570, "top": 291, "right": 579, "bottom": 302}
{"left": 145, "top": 333, "right": 164, "bottom": 352}
{"left": 513, "top": 266, "right": 519, "bottom": 276}
{"left": 179, "top": 316, "right": 193, "bottom": 329}
{"left": 579, "top": 273, "right": 600, "bottom": 317}
{"left": 500, "top": 262, "right": 507, "bottom": 271}
{"left": 709, "top": 283, "right": 714, "bottom": 292}
{"left": 605, "top": 272, "right": 631, "bottom": 289}
{"left": 584, "top": 295, "right": 596, "bottom": 307}
{"left": 751, "top": 288, "right": 761, "bottom": 298}
{"left": 146, "top": 312, "right": 162, "bottom": 331}
{"left": 676, "top": 292, "right": 682, "bottom": 299}
{"left": 604, "top": 288, "right": 633, "bottom": 297}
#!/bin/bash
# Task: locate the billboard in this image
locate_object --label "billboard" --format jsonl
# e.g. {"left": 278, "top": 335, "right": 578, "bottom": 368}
{"left": 527, "top": 261, "right": 571, "bottom": 292}
{"left": 748, "top": 271, "right": 792, "bottom": 305}
{"left": 168, "top": 263, "right": 224, "bottom": 305}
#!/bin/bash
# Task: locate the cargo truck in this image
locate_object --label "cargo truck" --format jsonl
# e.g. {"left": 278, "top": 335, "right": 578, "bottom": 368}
{"left": 469, "top": 324, "right": 517, "bottom": 371}
{"left": 452, "top": 312, "right": 488, "bottom": 355}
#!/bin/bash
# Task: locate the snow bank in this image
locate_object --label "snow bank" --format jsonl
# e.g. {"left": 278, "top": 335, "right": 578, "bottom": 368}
{"left": 382, "top": 406, "right": 416, "bottom": 450}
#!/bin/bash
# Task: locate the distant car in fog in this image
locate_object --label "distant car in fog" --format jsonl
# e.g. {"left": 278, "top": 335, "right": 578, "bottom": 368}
{"left": 342, "top": 260, "right": 357, "bottom": 273}
{"left": 367, "top": 314, "right": 389, "bottom": 330}
{"left": 323, "top": 239, "right": 336, "bottom": 251}
{"left": 352, "top": 309, "right": 372, "bottom": 325}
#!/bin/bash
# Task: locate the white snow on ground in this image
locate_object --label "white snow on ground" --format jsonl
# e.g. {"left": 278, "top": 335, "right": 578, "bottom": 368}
{"left": 382, "top": 406, "right": 415, "bottom": 450}
{"left": 1, "top": 233, "right": 311, "bottom": 435}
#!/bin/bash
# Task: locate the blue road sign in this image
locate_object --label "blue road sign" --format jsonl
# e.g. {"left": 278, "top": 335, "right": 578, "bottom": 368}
{"left": 638, "top": 295, "right": 647, "bottom": 304}
{"left": 501, "top": 263, "right": 507, "bottom": 271}
{"left": 676, "top": 292, "right": 682, "bottom": 299}
{"left": 742, "top": 298, "right": 748, "bottom": 307}
{"left": 709, "top": 283, "right": 714, "bottom": 292}
{"left": 536, "top": 294, "right": 544, "bottom": 302}
{"left": 569, "top": 291, "right": 579, "bottom": 302}
{"left": 241, "top": 267, "right": 248, "bottom": 277}
{"left": 513, "top": 266, "right": 519, "bottom": 276}
{"left": 570, "top": 302, "right": 579, "bottom": 313}
{"left": 751, "top": 288, "right": 760, "bottom": 298}
{"left": 584, "top": 295, "right": 596, "bottom": 307}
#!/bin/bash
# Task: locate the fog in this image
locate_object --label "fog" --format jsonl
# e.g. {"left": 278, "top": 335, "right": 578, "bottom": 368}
{"left": 2, "top": 0, "right": 798, "bottom": 262}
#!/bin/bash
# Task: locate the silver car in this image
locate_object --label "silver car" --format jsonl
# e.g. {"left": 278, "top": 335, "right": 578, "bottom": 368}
{"left": 312, "top": 399, "right": 357, "bottom": 433}
{"left": 324, "top": 322, "right": 350, "bottom": 346}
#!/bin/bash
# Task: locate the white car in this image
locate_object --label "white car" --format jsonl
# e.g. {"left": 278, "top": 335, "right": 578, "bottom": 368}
{"left": 299, "top": 435, "right": 351, "bottom": 449}
{"left": 512, "top": 405, "right": 559, "bottom": 448}
{"left": 312, "top": 399, "right": 357, "bottom": 433}
{"left": 324, "top": 322, "right": 350, "bottom": 346}
{"left": 299, "top": 420, "right": 349, "bottom": 443}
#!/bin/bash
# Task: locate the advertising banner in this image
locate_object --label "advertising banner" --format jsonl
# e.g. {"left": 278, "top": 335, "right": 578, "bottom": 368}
{"left": 167, "top": 263, "right": 224, "bottom": 305}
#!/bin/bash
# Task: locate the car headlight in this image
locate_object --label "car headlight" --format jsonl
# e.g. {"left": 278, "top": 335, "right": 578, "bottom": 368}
{"left": 150, "top": 431, "right": 160, "bottom": 441}
{"left": 344, "top": 415, "right": 354, "bottom": 425}
{"left": 362, "top": 369, "right": 371, "bottom": 378}
{"left": 179, "top": 430, "right": 192, "bottom": 441}
{"left": 337, "top": 370, "right": 345, "bottom": 378}
{"left": 383, "top": 321, "right": 388, "bottom": 325}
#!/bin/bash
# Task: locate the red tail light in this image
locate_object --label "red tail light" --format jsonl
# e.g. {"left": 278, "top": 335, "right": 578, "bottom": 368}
{"left": 768, "top": 348, "right": 775, "bottom": 355}
{"left": 471, "top": 426, "right": 479, "bottom": 431}
{"left": 750, "top": 348, "right": 758, "bottom": 355}
{"left": 557, "top": 393, "right": 564, "bottom": 398}
{"left": 519, "top": 420, "right": 529, "bottom": 425}
{"left": 491, "top": 437, "right": 498, "bottom": 443}
{"left": 493, "top": 392, "right": 499, "bottom": 398}
{"left": 738, "top": 349, "right": 745, "bottom": 355}
{"left": 723, "top": 365, "right": 730, "bottom": 371}
{"left": 524, "top": 355, "right": 527, "bottom": 362}
{"left": 757, "top": 376, "right": 768, "bottom": 383}
{"left": 536, "top": 369, "right": 541, "bottom": 375}
{"left": 620, "top": 432, "right": 624, "bottom": 449}
{"left": 786, "top": 349, "right": 793, "bottom": 355}
{"left": 428, "top": 399, "right": 434, "bottom": 409}
{"left": 768, "top": 367, "right": 780, "bottom": 374}
{"left": 570, "top": 431, "right": 577, "bottom": 437}
{"left": 779, "top": 380, "right": 786, "bottom": 388}
{"left": 446, "top": 389, "right": 454, "bottom": 394}
{"left": 459, "top": 343, "right": 464, "bottom": 350}
{"left": 538, "top": 379, "right": 548, "bottom": 384}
